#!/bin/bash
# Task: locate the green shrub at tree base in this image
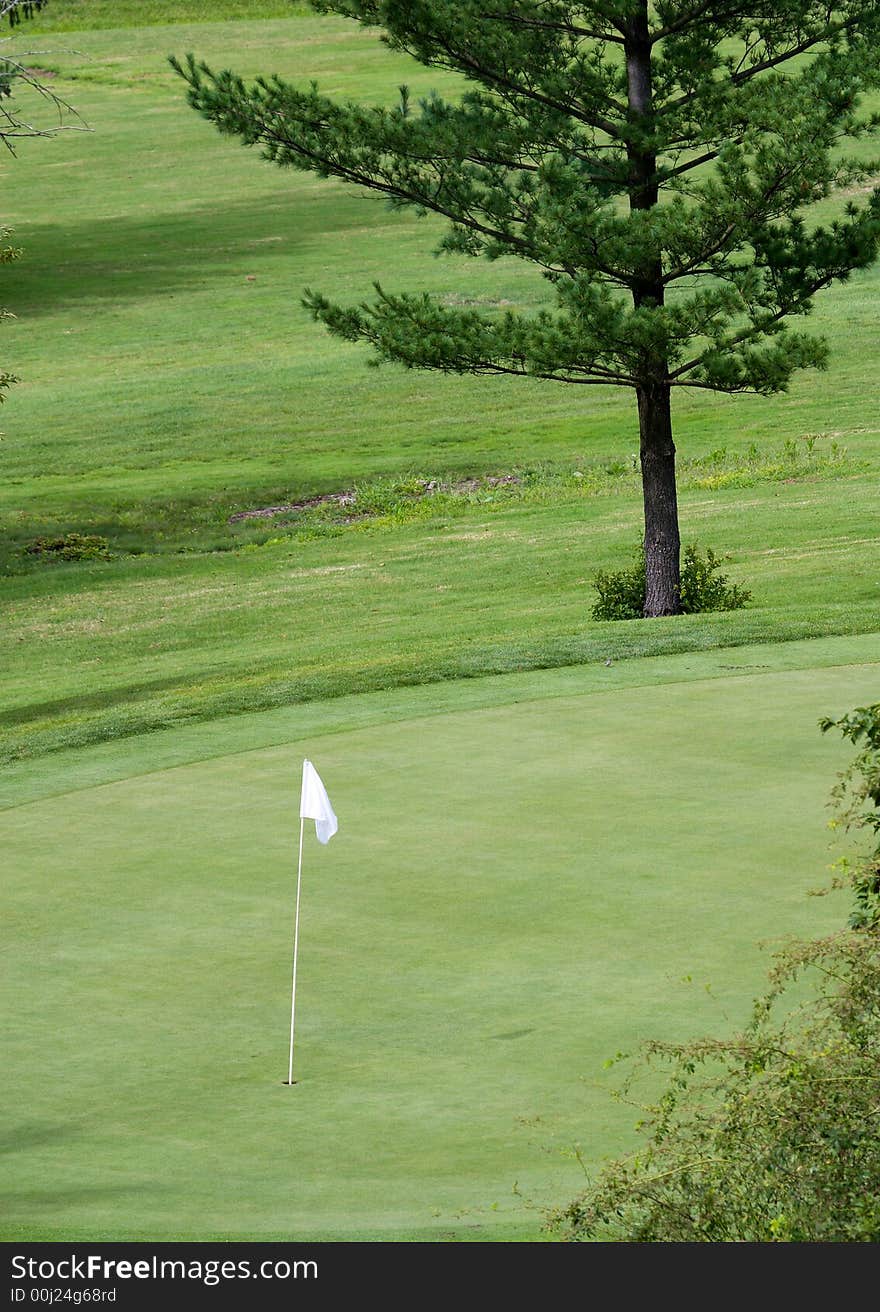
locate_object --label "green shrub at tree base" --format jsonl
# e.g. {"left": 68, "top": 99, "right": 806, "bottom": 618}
{"left": 550, "top": 705, "right": 880, "bottom": 1243}
{"left": 679, "top": 544, "right": 752, "bottom": 615}
{"left": 592, "top": 543, "right": 751, "bottom": 621}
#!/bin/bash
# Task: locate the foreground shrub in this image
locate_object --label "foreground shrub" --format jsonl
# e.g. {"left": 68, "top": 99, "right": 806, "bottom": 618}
{"left": 820, "top": 704, "right": 880, "bottom": 930}
{"left": 592, "top": 542, "right": 751, "bottom": 620}
{"left": 550, "top": 705, "right": 880, "bottom": 1243}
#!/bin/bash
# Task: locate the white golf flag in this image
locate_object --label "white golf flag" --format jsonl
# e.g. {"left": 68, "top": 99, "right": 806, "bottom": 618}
{"left": 300, "top": 759, "right": 338, "bottom": 844}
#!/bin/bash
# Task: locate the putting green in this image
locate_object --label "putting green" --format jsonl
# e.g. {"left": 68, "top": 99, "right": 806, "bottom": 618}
{"left": 3, "top": 635, "right": 877, "bottom": 1241}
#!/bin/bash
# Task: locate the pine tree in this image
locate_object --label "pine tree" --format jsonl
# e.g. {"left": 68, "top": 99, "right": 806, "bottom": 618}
{"left": 174, "top": 2, "right": 880, "bottom": 615}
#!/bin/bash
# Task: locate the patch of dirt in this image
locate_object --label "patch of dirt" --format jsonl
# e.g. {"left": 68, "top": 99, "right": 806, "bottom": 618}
{"left": 839, "top": 174, "right": 880, "bottom": 198}
{"left": 438, "top": 293, "right": 516, "bottom": 308}
{"left": 451, "top": 473, "right": 521, "bottom": 493}
{"left": 228, "top": 473, "right": 523, "bottom": 523}
{"left": 228, "top": 490, "right": 357, "bottom": 522}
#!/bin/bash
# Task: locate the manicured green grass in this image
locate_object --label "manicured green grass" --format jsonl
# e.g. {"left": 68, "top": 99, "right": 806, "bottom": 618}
{"left": 2, "top": 640, "right": 875, "bottom": 1240}
{"left": 2, "top": 8, "right": 879, "bottom": 1244}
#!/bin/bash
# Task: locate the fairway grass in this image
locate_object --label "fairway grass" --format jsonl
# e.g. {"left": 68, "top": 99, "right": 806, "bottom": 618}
{"left": 4, "top": 471, "right": 879, "bottom": 765}
{"left": 2, "top": 639, "right": 875, "bottom": 1241}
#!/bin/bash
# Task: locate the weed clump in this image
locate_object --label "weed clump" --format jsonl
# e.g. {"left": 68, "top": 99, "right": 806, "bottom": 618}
{"left": 24, "top": 533, "right": 112, "bottom": 562}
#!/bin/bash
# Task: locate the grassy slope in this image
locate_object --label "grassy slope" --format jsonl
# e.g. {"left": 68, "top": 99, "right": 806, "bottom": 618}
{"left": 4, "top": 475, "right": 880, "bottom": 765}
{"left": 1, "top": 10, "right": 877, "bottom": 762}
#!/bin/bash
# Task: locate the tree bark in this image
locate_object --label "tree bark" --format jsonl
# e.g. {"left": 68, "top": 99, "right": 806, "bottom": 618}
{"left": 625, "top": 3, "right": 681, "bottom": 617}
{"left": 638, "top": 381, "right": 681, "bottom": 616}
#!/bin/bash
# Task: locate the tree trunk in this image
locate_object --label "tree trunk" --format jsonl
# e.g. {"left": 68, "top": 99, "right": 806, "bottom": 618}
{"left": 638, "top": 382, "right": 681, "bottom": 616}
{"left": 625, "top": 5, "right": 681, "bottom": 617}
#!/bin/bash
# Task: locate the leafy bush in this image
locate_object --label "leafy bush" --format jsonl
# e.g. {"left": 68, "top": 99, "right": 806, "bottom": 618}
{"left": 592, "top": 542, "right": 751, "bottom": 620}
{"left": 678, "top": 543, "right": 752, "bottom": 613}
{"left": 820, "top": 705, "right": 880, "bottom": 931}
{"left": 590, "top": 548, "right": 646, "bottom": 620}
{"left": 550, "top": 706, "right": 880, "bottom": 1243}
{"left": 24, "top": 532, "right": 112, "bottom": 562}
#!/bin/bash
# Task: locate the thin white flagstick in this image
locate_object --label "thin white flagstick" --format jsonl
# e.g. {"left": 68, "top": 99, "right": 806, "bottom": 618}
{"left": 286, "top": 814, "right": 305, "bottom": 1085}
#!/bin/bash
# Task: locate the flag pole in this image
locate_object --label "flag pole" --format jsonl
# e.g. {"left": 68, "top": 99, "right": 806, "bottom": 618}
{"left": 286, "top": 815, "right": 305, "bottom": 1085}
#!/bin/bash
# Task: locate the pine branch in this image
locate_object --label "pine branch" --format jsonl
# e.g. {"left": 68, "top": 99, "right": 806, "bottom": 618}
{"left": 655, "top": 14, "right": 865, "bottom": 122}
{"left": 481, "top": 6, "right": 627, "bottom": 46}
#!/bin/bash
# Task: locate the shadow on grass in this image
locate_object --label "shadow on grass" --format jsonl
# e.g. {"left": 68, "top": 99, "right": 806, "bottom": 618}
{"left": 0, "top": 670, "right": 224, "bottom": 728}
{"left": 2, "top": 1184, "right": 170, "bottom": 1210}
{"left": 0, "top": 1121, "right": 90, "bottom": 1157}
{"left": 0, "top": 1121, "right": 171, "bottom": 1214}
{"left": 3, "top": 187, "right": 396, "bottom": 315}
